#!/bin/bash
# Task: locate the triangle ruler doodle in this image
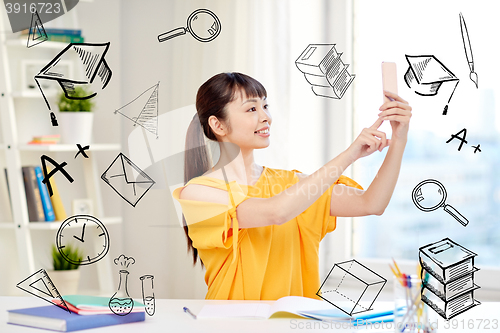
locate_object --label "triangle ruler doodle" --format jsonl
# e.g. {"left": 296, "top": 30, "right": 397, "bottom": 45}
{"left": 27, "top": 11, "right": 48, "bottom": 48}
{"left": 115, "top": 82, "right": 159, "bottom": 138}
{"left": 16, "top": 269, "right": 70, "bottom": 312}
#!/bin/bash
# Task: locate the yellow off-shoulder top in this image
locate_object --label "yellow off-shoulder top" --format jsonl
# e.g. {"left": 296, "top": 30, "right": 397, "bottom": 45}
{"left": 172, "top": 167, "right": 362, "bottom": 300}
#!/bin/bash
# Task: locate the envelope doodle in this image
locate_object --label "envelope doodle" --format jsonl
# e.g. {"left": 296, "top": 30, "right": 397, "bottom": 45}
{"left": 101, "top": 153, "right": 155, "bottom": 207}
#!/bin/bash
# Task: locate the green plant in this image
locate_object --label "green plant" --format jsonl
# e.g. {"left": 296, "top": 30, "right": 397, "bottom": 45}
{"left": 57, "top": 87, "right": 95, "bottom": 112}
{"left": 51, "top": 244, "right": 83, "bottom": 270}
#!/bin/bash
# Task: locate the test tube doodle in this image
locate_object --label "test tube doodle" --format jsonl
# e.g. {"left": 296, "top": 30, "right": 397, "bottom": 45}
{"left": 140, "top": 275, "right": 155, "bottom": 316}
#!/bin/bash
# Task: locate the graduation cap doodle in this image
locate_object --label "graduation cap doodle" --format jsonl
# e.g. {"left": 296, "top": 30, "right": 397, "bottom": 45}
{"left": 404, "top": 55, "right": 459, "bottom": 115}
{"left": 35, "top": 42, "right": 112, "bottom": 111}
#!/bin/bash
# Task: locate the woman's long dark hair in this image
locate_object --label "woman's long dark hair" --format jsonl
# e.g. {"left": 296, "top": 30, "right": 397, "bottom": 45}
{"left": 183, "top": 72, "right": 267, "bottom": 266}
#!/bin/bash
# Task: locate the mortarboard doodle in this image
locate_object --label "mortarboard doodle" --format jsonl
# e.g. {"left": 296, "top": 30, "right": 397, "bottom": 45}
{"left": 101, "top": 153, "right": 155, "bottom": 207}
{"left": 404, "top": 55, "right": 459, "bottom": 115}
{"left": 34, "top": 42, "right": 113, "bottom": 113}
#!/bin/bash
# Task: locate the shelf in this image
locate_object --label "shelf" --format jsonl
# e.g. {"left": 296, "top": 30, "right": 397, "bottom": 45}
{"left": 0, "top": 217, "right": 122, "bottom": 230}
{"left": 18, "top": 143, "right": 121, "bottom": 152}
{"left": 5, "top": 39, "right": 68, "bottom": 49}
{"left": 29, "top": 216, "right": 122, "bottom": 230}
{"left": 11, "top": 90, "right": 56, "bottom": 99}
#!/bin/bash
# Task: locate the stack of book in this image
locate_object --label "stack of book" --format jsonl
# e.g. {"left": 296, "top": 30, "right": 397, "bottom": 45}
{"left": 29, "top": 134, "right": 61, "bottom": 145}
{"left": 295, "top": 44, "right": 355, "bottom": 99}
{"left": 419, "top": 238, "right": 480, "bottom": 320}
{"left": 21, "top": 166, "right": 66, "bottom": 222}
{"left": 8, "top": 295, "right": 145, "bottom": 332}
{"left": 21, "top": 28, "right": 84, "bottom": 43}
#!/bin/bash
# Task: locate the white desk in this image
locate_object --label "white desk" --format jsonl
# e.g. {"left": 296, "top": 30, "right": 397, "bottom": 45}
{"left": 1, "top": 296, "right": 499, "bottom": 333}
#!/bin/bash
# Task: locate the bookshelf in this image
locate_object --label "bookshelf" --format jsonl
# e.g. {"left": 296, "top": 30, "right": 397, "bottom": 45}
{"left": 0, "top": 11, "right": 119, "bottom": 295}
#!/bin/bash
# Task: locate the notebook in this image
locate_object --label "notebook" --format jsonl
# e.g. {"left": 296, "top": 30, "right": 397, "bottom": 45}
{"left": 56, "top": 295, "right": 144, "bottom": 315}
{"left": 197, "top": 296, "right": 352, "bottom": 320}
{"left": 7, "top": 305, "right": 145, "bottom": 332}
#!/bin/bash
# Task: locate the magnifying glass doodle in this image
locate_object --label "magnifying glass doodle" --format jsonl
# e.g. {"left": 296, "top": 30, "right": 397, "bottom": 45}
{"left": 411, "top": 179, "right": 469, "bottom": 227}
{"left": 158, "top": 9, "right": 221, "bottom": 43}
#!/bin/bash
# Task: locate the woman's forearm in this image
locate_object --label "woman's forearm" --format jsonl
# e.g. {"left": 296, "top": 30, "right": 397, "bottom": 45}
{"left": 362, "top": 137, "right": 407, "bottom": 214}
{"left": 237, "top": 150, "right": 354, "bottom": 227}
{"left": 273, "top": 150, "right": 355, "bottom": 223}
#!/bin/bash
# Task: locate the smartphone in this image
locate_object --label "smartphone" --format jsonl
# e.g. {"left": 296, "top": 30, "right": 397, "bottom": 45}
{"left": 382, "top": 62, "right": 398, "bottom": 103}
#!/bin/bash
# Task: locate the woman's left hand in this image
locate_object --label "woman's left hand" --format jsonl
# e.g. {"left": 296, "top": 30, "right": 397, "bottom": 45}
{"left": 378, "top": 91, "right": 412, "bottom": 141}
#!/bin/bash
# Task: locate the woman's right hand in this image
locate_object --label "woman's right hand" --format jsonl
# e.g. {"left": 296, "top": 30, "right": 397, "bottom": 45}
{"left": 345, "top": 117, "right": 388, "bottom": 162}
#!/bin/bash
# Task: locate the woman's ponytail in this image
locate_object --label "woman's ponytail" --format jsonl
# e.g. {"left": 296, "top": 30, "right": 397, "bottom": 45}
{"left": 183, "top": 113, "right": 211, "bottom": 266}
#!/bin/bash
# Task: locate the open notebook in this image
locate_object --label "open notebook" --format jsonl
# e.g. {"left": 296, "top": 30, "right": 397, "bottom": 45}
{"left": 197, "top": 296, "right": 353, "bottom": 320}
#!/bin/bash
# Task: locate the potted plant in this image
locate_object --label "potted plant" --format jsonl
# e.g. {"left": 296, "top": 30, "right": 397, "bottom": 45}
{"left": 57, "top": 87, "right": 95, "bottom": 144}
{"left": 48, "top": 244, "right": 83, "bottom": 295}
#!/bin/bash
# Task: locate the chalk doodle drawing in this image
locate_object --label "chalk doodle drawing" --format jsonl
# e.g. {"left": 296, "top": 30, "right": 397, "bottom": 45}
{"left": 109, "top": 255, "right": 135, "bottom": 316}
{"left": 101, "top": 153, "right": 155, "bottom": 207}
{"left": 34, "top": 42, "right": 112, "bottom": 112}
{"left": 114, "top": 82, "right": 159, "bottom": 138}
{"left": 445, "top": 128, "right": 482, "bottom": 154}
{"left": 16, "top": 269, "right": 70, "bottom": 312}
{"left": 404, "top": 55, "right": 459, "bottom": 115}
{"left": 140, "top": 275, "right": 155, "bottom": 316}
{"left": 296, "top": 44, "right": 355, "bottom": 99}
{"left": 459, "top": 13, "right": 478, "bottom": 88}
{"left": 317, "top": 259, "right": 386, "bottom": 315}
{"left": 74, "top": 144, "right": 90, "bottom": 159}
{"left": 412, "top": 179, "right": 469, "bottom": 227}
{"left": 27, "top": 10, "right": 48, "bottom": 48}
{"left": 56, "top": 215, "right": 110, "bottom": 265}
{"left": 158, "top": 9, "right": 221, "bottom": 43}
{"left": 41, "top": 155, "right": 74, "bottom": 197}
{"left": 419, "top": 238, "right": 480, "bottom": 320}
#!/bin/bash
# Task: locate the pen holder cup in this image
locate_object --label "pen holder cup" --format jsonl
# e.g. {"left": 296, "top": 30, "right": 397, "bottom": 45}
{"left": 393, "top": 275, "right": 429, "bottom": 333}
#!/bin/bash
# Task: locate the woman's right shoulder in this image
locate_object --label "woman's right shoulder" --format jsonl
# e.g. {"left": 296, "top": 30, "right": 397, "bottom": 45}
{"left": 178, "top": 182, "right": 229, "bottom": 205}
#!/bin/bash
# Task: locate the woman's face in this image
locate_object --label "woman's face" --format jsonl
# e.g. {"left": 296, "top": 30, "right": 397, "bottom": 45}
{"left": 218, "top": 89, "right": 272, "bottom": 150}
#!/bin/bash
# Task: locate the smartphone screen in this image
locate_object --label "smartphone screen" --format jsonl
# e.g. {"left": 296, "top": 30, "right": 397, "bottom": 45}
{"left": 382, "top": 62, "right": 398, "bottom": 103}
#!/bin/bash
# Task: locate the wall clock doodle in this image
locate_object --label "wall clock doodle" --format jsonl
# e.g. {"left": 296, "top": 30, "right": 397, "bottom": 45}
{"left": 55, "top": 215, "right": 110, "bottom": 265}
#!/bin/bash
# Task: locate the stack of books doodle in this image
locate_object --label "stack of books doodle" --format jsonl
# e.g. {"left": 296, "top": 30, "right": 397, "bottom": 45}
{"left": 295, "top": 44, "right": 355, "bottom": 99}
{"left": 419, "top": 238, "right": 480, "bottom": 320}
